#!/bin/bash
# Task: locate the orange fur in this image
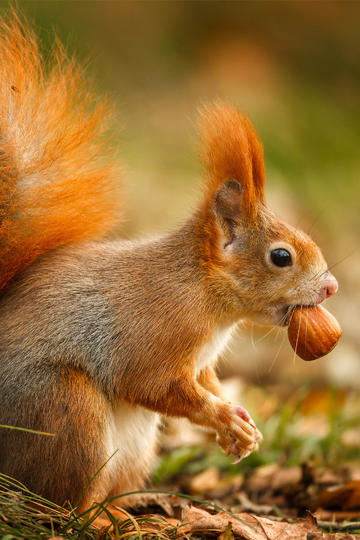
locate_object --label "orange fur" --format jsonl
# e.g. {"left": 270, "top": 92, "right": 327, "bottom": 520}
{"left": 198, "top": 102, "right": 265, "bottom": 218}
{"left": 0, "top": 11, "right": 336, "bottom": 514}
{"left": 0, "top": 12, "right": 121, "bottom": 292}
{"left": 198, "top": 366, "right": 223, "bottom": 397}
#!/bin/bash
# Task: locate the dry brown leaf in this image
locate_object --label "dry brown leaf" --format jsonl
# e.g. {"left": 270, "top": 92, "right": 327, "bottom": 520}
{"left": 245, "top": 464, "right": 302, "bottom": 496}
{"left": 189, "top": 466, "right": 220, "bottom": 494}
{"left": 188, "top": 471, "right": 243, "bottom": 500}
{"left": 164, "top": 517, "right": 180, "bottom": 527}
{"left": 313, "top": 480, "right": 360, "bottom": 510}
{"left": 271, "top": 466, "right": 302, "bottom": 489}
{"left": 234, "top": 491, "right": 273, "bottom": 515}
{"left": 307, "top": 535, "right": 358, "bottom": 539}
{"left": 207, "top": 474, "right": 244, "bottom": 500}
{"left": 181, "top": 505, "right": 319, "bottom": 539}
{"left": 132, "top": 493, "right": 183, "bottom": 516}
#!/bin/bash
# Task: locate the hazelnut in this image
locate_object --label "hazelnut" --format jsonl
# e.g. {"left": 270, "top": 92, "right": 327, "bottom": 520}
{"left": 287, "top": 305, "right": 342, "bottom": 361}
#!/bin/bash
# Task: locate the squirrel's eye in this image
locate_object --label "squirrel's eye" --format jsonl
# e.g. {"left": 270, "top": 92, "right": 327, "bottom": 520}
{"left": 270, "top": 248, "right": 292, "bottom": 267}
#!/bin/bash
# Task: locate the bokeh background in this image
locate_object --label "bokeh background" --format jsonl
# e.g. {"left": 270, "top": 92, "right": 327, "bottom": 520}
{"left": 5, "top": 1, "right": 360, "bottom": 466}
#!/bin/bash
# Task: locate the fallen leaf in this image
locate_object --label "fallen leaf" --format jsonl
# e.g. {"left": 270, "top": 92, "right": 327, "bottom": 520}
{"left": 189, "top": 466, "right": 220, "bottom": 494}
{"left": 234, "top": 491, "right": 274, "bottom": 515}
{"left": 271, "top": 466, "right": 302, "bottom": 489}
{"left": 206, "top": 474, "right": 244, "bottom": 499}
{"left": 132, "top": 492, "right": 183, "bottom": 516}
{"left": 181, "top": 505, "right": 319, "bottom": 539}
{"left": 306, "top": 534, "right": 358, "bottom": 539}
{"left": 313, "top": 481, "right": 360, "bottom": 510}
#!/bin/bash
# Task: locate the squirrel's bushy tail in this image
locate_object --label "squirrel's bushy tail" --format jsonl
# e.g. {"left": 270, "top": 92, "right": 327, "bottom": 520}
{"left": 0, "top": 12, "right": 121, "bottom": 292}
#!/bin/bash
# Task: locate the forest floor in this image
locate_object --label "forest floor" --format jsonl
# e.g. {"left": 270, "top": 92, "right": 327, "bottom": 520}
{"left": 1, "top": 382, "right": 360, "bottom": 539}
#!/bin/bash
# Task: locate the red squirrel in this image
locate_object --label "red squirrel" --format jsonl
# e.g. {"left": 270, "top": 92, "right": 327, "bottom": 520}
{"left": 0, "top": 14, "right": 338, "bottom": 514}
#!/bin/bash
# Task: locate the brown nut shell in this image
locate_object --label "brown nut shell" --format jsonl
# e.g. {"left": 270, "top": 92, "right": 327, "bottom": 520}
{"left": 287, "top": 305, "right": 342, "bottom": 361}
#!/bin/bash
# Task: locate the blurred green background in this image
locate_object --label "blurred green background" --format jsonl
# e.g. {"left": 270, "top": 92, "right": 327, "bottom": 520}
{"left": 4, "top": 1, "right": 360, "bottom": 388}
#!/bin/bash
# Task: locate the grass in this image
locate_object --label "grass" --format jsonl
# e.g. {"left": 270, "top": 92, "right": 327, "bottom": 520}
{"left": 1, "top": 386, "right": 359, "bottom": 538}
{"left": 153, "top": 385, "right": 360, "bottom": 482}
{"left": 0, "top": 474, "right": 181, "bottom": 539}
{"left": 0, "top": 475, "right": 255, "bottom": 539}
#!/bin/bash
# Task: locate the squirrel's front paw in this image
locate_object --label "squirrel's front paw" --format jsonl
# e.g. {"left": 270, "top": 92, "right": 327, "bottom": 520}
{"left": 215, "top": 405, "right": 262, "bottom": 462}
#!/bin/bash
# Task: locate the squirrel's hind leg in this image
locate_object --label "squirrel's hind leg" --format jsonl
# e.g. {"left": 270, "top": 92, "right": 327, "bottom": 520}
{"left": 1, "top": 366, "right": 160, "bottom": 512}
{"left": 0, "top": 368, "right": 114, "bottom": 509}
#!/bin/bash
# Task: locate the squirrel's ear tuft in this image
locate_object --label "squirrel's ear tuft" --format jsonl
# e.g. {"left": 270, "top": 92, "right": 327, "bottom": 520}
{"left": 198, "top": 101, "right": 265, "bottom": 218}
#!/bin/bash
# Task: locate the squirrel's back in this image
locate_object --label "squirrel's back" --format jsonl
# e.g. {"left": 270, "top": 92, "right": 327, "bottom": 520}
{"left": 0, "top": 11, "right": 121, "bottom": 293}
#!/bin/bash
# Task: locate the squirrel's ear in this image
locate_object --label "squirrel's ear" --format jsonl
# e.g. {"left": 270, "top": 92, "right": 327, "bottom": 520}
{"left": 198, "top": 102, "right": 266, "bottom": 219}
{"left": 213, "top": 179, "right": 243, "bottom": 241}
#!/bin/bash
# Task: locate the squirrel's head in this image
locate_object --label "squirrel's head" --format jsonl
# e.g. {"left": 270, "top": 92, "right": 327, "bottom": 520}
{"left": 198, "top": 102, "right": 338, "bottom": 326}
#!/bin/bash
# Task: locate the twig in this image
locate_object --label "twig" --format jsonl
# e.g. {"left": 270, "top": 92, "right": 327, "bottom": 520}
{"left": 317, "top": 520, "right": 360, "bottom": 532}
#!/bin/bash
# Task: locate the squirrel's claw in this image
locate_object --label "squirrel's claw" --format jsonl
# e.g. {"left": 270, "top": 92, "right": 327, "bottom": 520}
{"left": 218, "top": 404, "right": 262, "bottom": 463}
{"left": 232, "top": 404, "right": 263, "bottom": 442}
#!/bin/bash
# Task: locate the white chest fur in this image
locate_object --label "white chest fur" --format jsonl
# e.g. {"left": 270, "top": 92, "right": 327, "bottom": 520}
{"left": 105, "top": 402, "right": 160, "bottom": 479}
{"left": 195, "top": 323, "right": 236, "bottom": 375}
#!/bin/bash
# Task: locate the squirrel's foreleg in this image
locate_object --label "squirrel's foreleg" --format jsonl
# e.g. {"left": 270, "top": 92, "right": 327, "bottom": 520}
{"left": 125, "top": 367, "right": 258, "bottom": 461}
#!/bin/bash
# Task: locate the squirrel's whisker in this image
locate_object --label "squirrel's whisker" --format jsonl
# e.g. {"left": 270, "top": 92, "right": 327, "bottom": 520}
{"left": 268, "top": 328, "right": 287, "bottom": 374}
{"left": 310, "top": 250, "right": 354, "bottom": 281}
{"left": 292, "top": 305, "right": 303, "bottom": 366}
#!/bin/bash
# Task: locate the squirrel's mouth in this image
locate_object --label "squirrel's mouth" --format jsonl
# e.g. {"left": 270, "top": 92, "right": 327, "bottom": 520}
{"left": 271, "top": 304, "right": 292, "bottom": 327}
{"left": 281, "top": 304, "right": 319, "bottom": 327}
{"left": 279, "top": 305, "right": 304, "bottom": 327}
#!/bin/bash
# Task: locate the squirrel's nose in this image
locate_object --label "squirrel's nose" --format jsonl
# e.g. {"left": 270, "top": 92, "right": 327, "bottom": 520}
{"left": 319, "top": 273, "right": 338, "bottom": 301}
